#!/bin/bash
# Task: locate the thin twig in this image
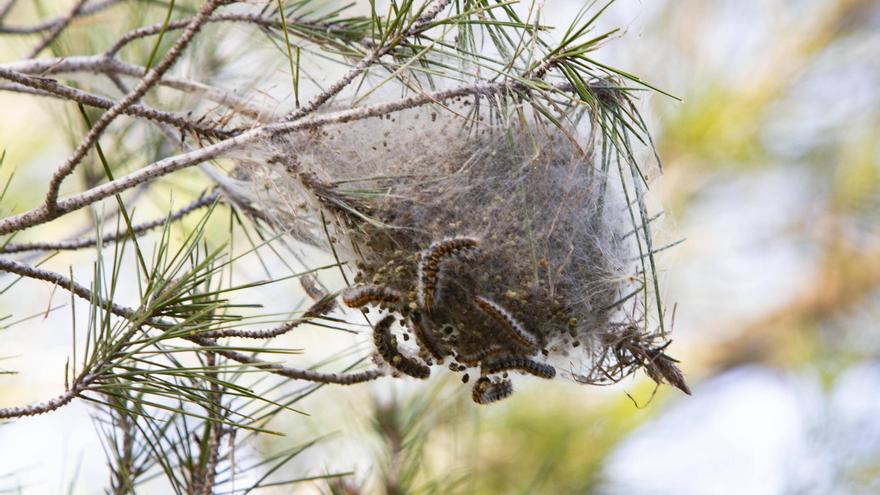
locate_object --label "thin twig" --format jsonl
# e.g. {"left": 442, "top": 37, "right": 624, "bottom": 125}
{"left": 0, "top": 67, "right": 235, "bottom": 138}
{"left": 27, "top": 0, "right": 89, "bottom": 58}
{"left": 197, "top": 316, "right": 305, "bottom": 340}
{"left": 194, "top": 351, "right": 222, "bottom": 495}
{"left": 0, "top": 190, "right": 219, "bottom": 254}
{"left": 0, "top": 0, "right": 122, "bottom": 35}
{"left": 44, "top": 0, "right": 225, "bottom": 210}
{"left": 106, "top": 13, "right": 290, "bottom": 57}
{"left": 0, "top": 390, "right": 78, "bottom": 419}
{"left": 0, "top": 81, "right": 50, "bottom": 96}
{"left": 0, "top": 373, "right": 96, "bottom": 419}
{"left": 197, "top": 291, "right": 337, "bottom": 338}
{"left": 201, "top": 344, "right": 385, "bottom": 385}
{"left": 0, "top": 258, "right": 139, "bottom": 318}
{"left": 1, "top": 55, "right": 275, "bottom": 121}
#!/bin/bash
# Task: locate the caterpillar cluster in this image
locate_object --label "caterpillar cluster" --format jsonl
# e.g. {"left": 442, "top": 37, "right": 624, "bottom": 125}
{"left": 353, "top": 259, "right": 562, "bottom": 402}
{"left": 247, "top": 106, "right": 688, "bottom": 403}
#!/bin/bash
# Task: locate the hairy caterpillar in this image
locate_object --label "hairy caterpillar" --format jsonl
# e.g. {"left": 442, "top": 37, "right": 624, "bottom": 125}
{"left": 417, "top": 236, "right": 479, "bottom": 309}
{"left": 482, "top": 355, "right": 556, "bottom": 379}
{"left": 373, "top": 315, "right": 431, "bottom": 379}
{"left": 473, "top": 296, "right": 539, "bottom": 353}
{"left": 343, "top": 285, "right": 404, "bottom": 309}
{"left": 455, "top": 345, "right": 505, "bottom": 367}
{"left": 471, "top": 377, "right": 514, "bottom": 405}
{"left": 409, "top": 311, "right": 449, "bottom": 362}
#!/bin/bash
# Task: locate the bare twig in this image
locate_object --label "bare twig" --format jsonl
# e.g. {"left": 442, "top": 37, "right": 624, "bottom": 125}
{"left": 0, "top": 0, "right": 123, "bottom": 35}
{"left": 0, "top": 373, "right": 96, "bottom": 419}
{"left": 2, "top": 55, "right": 273, "bottom": 121}
{"left": 0, "top": 190, "right": 219, "bottom": 254}
{"left": 202, "top": 345, "right": 385, "bottom": 385}
{"left": 106, "top": 13, "right": 287, "bottom": 57}
{"left": 0, "top": 389, "right": 78, "bottom": 419}
{"left": 197, "top": 289, "right": 338, "bottom": 339}
{"left": 3, "top": 55, "right": 275, "bottom": 119}
{"left": 0, "top": 81, "right": 50, "bottom": 96}
{"left": 197, "top": 316, "right": 305, "bottom": 340}
{"left": 192, "top": 352, "right": 222, "bottom": 495}
{"left": 0, "top": 258, "right": 139, "bottom": 318}
{"left": 44, "top": 0, "right": 225, "bottom": 210}
{"left": 0, "top": 67, "right": 235, "bottom": 138}
{"left": 27, "top": 0, "right": 89, "bottom": 58}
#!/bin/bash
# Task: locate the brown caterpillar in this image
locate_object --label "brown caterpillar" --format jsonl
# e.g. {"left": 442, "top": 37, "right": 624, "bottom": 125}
{"left": 373, "top": 315, "right": 431, "bottom": 379}
{"left": 471, "top": 377, "right": 514, "bottom": 405}
{"left": 455, "top": 345, "right": 505, "bottom": 367}
{"left": 417, "top": 236, "right": 479, "bottom": 309}
{"left": 482, "top": 355, "right": 556, "bottom": 379}
{"left": 343, "top": 285, "right": 403, "bottom": 308}
{"left": 473, "top": 296, "right": 539, "bottom": 352}
{"left": 409, "top": 311, "right": 449, "bottom": 362}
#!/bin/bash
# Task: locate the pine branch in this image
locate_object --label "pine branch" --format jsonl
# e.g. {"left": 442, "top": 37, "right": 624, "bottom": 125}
{"left": 0, "top": 255, "right": 384, "bottom": 421}
{"left": 43, "top": 0, "right": 225, "bottom": 209}
{"left": 0, "top": 190, "right": 219, "bottom": 254}
{"left": 283, "top": 0, "right": 453, "bottom": 122}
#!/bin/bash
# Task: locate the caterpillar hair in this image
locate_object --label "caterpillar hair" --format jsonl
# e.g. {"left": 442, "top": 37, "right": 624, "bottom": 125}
{"left": 455, "top": 345, "right": 505, "bottom": 367}
{"left": 417, "top": 236, "right": 480, "bottom": 309}
{"left": 373, "top": 315, "right": 431, "bottom": 379}
{"left": 409, "top": 311, "right": 449, "bottom": 362}
{"left": 473, "top": 296, "right": 539, "bottom": 352}
{"left": 482, "top": 355, "right": 556, "bottom": 379}
{"left": 471, "top": 377, "right": 514, "bottom": 405}
{"left": 343, "top": 285, "right": 404, "bottom": 308}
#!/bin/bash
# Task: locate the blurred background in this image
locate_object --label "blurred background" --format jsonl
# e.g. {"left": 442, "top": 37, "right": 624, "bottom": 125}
{"left": 1, "top": 0, "right": 879, "bottom": 493}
